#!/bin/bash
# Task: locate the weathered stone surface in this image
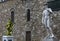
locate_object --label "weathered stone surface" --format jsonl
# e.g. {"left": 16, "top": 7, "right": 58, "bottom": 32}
{"left": 0, "top": 0, "right": 60, "bottom": 41}
{"left": 43, "top": 35, "right": 59, "bottom": 41}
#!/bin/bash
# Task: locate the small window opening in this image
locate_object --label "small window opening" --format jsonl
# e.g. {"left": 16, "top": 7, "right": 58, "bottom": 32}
{"left": 11, "top": 11, "right": 14, "bottom": 23}
{"left": 27, "top": 9, "right": 30, "bottom": 21}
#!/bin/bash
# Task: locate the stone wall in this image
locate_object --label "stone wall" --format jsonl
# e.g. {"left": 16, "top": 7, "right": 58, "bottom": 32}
{"left": 0, "top": 0, "right": 60, "bottom": 41}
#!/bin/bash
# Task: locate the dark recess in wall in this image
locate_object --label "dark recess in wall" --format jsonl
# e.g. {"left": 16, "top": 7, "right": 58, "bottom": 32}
{"left": 11, "top": 11, "right": 14, "bottom": 23}
{"left": 27, "top": 9, "right": 30, "bottom": 21}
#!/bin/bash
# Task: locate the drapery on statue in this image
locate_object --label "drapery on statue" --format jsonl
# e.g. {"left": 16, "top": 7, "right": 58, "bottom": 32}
{"left": 42, "top": 5, "right": 54, "bottom": 37}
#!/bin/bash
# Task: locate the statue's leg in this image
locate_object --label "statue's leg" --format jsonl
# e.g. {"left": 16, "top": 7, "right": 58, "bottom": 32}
{"left": 46, "top": 27, "right": 50, "bottom": 36}
{"left": 47, "top": 19, "right": 54, "bottom": 37}
{"left": 42, "top": 17, "right": 44, "bottom": 24}
{"left": 44, "top": 18, "right": 50, "bottom": 36}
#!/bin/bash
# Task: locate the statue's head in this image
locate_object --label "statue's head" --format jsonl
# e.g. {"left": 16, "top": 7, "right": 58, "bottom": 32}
{"left": 43, "top": 3, "right": 48, "bottom": 9}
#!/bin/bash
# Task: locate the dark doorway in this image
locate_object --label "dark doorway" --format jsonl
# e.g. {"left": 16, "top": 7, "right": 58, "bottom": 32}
{"left": 26, "top": 31, "right": 31, "bottom": 41}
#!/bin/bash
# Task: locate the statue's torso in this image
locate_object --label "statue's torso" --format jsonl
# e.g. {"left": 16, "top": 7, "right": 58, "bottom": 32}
{"left": 43, "top": 8, "right": 52, "bottom": 19}
{"left": 43, "top": 9, "right": 50, "bottom": 19}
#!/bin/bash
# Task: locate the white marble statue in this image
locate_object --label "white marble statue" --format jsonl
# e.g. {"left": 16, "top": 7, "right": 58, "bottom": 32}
{"left": 42, "top": 6, "right": 54, "bottom": 37}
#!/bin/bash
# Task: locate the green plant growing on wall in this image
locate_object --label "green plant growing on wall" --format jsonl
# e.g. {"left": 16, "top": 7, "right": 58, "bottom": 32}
{"left": 6, "top": 19, "right": 13, "bottom": 36}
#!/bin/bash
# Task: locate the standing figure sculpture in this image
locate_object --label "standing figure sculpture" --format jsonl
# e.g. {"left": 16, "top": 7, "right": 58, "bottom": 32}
{"left": 42, "top": 5, "right": 54, "bottom": 37}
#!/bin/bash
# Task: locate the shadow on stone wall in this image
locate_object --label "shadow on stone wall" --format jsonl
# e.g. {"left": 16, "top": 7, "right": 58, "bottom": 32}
{"left": 47, "top": 1, "right": 60, "bottom": 11}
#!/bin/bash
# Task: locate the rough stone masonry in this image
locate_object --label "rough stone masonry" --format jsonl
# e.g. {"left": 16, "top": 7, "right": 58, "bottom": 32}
{"left": 0, "top": 0, "right": 60, "bottom": 41}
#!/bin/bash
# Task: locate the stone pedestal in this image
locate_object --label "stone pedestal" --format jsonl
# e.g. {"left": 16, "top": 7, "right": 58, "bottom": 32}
{"left": 43, "top": 35, "right": 59, "bottom": 41}
{"left": 2, "top": 36, "right": 14, "bottom": 41}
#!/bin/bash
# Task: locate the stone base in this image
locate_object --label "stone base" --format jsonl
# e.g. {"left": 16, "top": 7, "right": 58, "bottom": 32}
{"left": 42, "top": 35, "right": 59, "bottom": 41}
{"left": 2, "top": 36, "right": 14, "bottom": 41}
